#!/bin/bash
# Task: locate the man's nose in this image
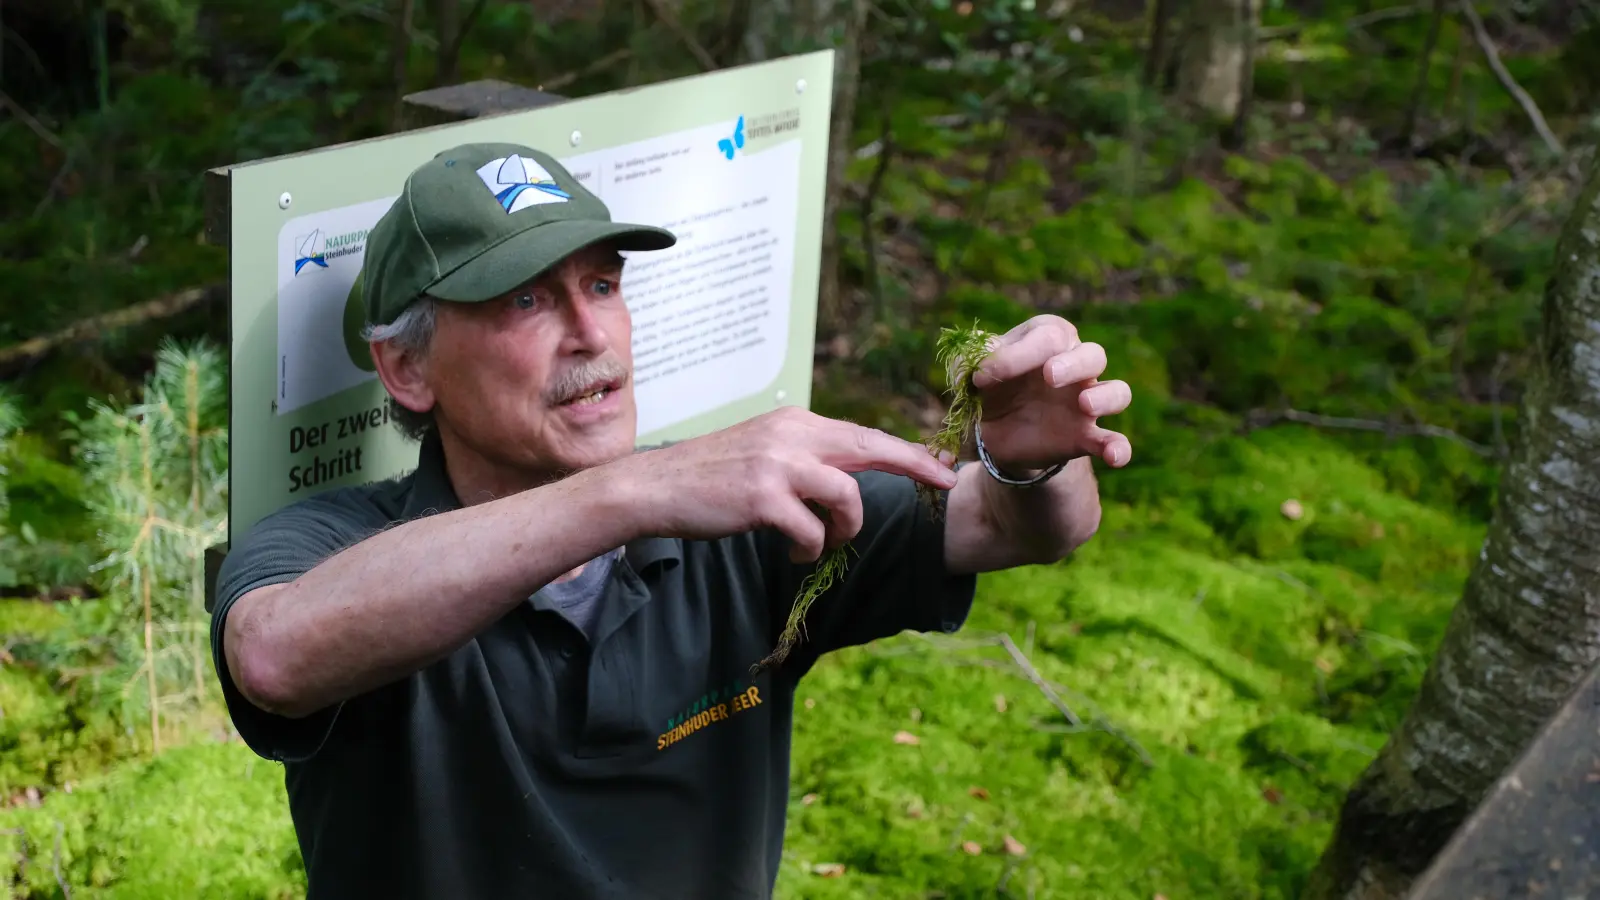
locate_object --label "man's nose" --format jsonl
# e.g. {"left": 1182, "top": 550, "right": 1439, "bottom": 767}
{"left": 559, "top": 290, "right": 609, "bottom": 351}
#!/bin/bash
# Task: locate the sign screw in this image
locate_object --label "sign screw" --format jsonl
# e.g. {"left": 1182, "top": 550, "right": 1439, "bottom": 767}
{"left": 570, "top": 130, "right": 582, "bottom": 147}
{"left": 795, "top": 79, "right": 807, "bottom": 94}
{"left": 775, "top": 389, "right": 788, "bottom": 403}
{"left": 278, "top": 192, "right": 292, "bottom": 209}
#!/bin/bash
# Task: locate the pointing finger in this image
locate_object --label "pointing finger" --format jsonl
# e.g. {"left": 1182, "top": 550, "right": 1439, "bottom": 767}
{"left": 826, "top": 422, "right": 958, "bottom": 490}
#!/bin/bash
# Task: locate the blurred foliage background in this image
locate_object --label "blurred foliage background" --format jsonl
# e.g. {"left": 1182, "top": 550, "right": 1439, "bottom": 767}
{"left": 1, "top": 0, "right": 1597, "bottom": 896}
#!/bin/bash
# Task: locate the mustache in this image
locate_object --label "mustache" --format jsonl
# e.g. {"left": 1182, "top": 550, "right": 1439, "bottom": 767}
{"left": 546, "top": 354, "right": 631, "bottom": 403}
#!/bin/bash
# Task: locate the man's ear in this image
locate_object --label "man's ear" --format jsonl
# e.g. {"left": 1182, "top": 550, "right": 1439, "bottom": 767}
{"left": 370, "top": 337, "right": 435, "bottom": 417}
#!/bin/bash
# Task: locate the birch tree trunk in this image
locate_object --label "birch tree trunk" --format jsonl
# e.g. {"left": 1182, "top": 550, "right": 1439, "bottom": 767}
{"left": 1175, "top": 0, "right": 1256, "bottom": 119}
{"left": 740, "top": 0, "right": 869, "bottom": 337}
{"left": 1304, "top": 153, "right": 1600, "bottom": 900}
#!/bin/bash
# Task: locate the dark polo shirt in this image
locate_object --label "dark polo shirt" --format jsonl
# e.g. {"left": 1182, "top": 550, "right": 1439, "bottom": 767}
{"left": 210, "top": 431, "right": 977, "bottom": 899}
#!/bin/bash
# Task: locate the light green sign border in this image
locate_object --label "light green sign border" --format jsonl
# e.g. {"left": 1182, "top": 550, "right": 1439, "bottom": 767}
{"left": 217, "top": 51, "right": 836, "bottom": 541}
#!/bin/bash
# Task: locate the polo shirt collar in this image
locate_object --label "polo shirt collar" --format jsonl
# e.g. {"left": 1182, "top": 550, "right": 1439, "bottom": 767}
{"left": 400, "top": 430, "right": 462, "bottom": 519}
{"left": 400, "top": 428, "right": 683, "bottom": 574}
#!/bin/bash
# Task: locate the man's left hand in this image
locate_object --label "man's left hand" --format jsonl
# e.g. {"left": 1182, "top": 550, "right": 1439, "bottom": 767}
{"left": 966, "top": 314, "right": 1133, "bottom": 473}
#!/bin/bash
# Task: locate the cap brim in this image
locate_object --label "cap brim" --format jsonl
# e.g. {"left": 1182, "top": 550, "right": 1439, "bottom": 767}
{"left": 427, "top": 219, "right": 677, "bottom": 303}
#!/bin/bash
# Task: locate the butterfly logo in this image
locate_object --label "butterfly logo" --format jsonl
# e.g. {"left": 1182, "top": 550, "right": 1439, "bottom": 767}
{"left": 717, "top": 115, "right": 745, "bottom": 160}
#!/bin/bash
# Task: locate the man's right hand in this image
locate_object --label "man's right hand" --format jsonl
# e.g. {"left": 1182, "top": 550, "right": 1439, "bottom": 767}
{"left": 623, "top": 407, "right": 957, "bottom": 564}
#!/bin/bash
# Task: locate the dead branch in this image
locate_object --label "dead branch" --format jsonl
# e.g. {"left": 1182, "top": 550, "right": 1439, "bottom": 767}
{"left": 1456, "top": 0, "right": 1563, "bottom": 156}
{"left": 0, "top": 286, "right": 220, "bottom": 375}
{"left": 1259, "top": 4, "right": 1421, "bottom": 40}
{"left": 639, "top": 0, "right": 718, "bottom": 71}
{"left": 1247, "top": 407, "right": 1497, "bottom": 458}
{"left": 52, "top": 820, "right": 69, "bottom": 899}
{"left": 998, "top": 633, "right": 1082, "bottom": 727}
{"left": 0, "top": 89, "right": 63, "bottom": 150}
{"left": 388, "top": 0, "right": 417, "bottom": 132}
{"left": 899, "top": 630, "right": 1155, "bottom": 767}
{"left": 539, "top": 47, "right": 633, "bottom": 92}
{"left": 861, "top": 100, "right": 894, "bottom": 320}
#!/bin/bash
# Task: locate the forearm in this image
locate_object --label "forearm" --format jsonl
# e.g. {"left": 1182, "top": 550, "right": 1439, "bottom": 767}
{"left": 942, "top": 456, "right": 1101, "bottom": 574}
{"left": 226, "top": 461, "right": 644, "bottom": 718}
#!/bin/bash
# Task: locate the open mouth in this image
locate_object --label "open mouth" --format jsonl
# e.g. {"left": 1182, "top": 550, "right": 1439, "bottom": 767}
{"left": 558, "top": 377, "right": 623, "bottom": 407}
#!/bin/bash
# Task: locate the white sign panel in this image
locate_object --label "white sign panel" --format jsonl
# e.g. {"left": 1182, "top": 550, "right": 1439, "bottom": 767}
{"left": 267, "top": 119, "right": 801, "bottom": 438}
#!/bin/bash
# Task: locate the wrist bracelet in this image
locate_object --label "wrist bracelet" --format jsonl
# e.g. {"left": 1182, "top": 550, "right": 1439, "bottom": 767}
{"left": 974, "top": 421, "right": 1066, "bottom": 487}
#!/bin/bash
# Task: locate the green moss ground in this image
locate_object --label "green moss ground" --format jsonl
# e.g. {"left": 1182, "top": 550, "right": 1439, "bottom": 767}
{"left": 775, "top": 425, "right": 1478, "bottom": 899}
{"left": 0, "top": 417, "right": 1483, "bottom": 899}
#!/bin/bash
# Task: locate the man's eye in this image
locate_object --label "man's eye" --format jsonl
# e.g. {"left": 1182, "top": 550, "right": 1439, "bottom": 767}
{"left": 513, "top": 292, "right": 537, "bottom": 310}
{"left": 593, "top": 279, "right": 615, "bottom": 296}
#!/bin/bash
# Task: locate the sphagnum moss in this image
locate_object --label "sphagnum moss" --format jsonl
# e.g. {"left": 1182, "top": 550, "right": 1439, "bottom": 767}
{"left": 755, "top": 322, "right": 994, "bottom": 674}
{"left": 916, "top": 322, "right": 995, "bottom": 517}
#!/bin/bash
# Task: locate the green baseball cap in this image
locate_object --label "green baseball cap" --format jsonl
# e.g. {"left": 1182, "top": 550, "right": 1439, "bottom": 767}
{"left": 359, "top": 142, "right": 677, "bottom": 327}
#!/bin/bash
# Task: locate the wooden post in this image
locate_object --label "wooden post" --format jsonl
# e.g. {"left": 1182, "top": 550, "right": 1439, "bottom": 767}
{"left": 397, "top": 79, "right": 569, "bottom": 130}
{"left": 1407, "top": 659, "right": 1600, "bottom": 898}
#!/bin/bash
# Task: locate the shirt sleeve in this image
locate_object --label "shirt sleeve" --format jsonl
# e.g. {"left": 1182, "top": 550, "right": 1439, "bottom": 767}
{"left": 757, "top": 468, "right": 978, "bottom": 666}
{"left": 210, "top": 492, "right": 382, "bottom": 763}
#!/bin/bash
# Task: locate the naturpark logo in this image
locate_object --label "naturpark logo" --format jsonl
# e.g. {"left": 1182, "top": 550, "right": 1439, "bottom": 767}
{"left": 657, "top": 674, "right": 764, "bottom": 751}
{"left": 293, "top": 227, "right": 369, "bottom": 276}
{"left": 475, "top": 154, "right": 571, "bottom": 214}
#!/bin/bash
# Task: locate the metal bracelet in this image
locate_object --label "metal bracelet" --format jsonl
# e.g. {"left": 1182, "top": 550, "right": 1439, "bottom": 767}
{"left": 974, "top": 421, "right": 1066, "bottom": 487}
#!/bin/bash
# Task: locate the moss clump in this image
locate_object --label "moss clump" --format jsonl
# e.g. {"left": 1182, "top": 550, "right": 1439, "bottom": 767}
{"left": 758, "top": 322, "right": 992, "bottom": 674}
{"left": 755, "top": 543, "right": 857, "bottom": 674}
{"left": 916, "top": 321, "right": 995, "bottom": 516}
{"left": 0, "top": 740, "right": 303, "bottom": 899}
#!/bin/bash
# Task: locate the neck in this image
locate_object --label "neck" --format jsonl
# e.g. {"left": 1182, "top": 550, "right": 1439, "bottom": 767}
{"left": 430, "top": 426, "right": 573, "bottom": 508}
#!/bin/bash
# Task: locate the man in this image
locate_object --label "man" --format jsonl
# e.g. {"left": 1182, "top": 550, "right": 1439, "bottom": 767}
{"left": 211, "top": 142, "right": 1132, "bottom": 899}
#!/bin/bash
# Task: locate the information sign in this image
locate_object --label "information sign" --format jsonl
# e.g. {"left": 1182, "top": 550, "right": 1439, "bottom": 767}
{"left": 211, "top": 51, "right": 835, "bottom": 539}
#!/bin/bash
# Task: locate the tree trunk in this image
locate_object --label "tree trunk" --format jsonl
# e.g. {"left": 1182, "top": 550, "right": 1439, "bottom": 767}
{"left": 1304, "top": 154, "right": 1600, "bottom": 900}
{"left": 389, "top": 0, "right": 416, "bottom": 131}
{"left": 739, "top": 0, "right": 868, "bottom": 339}
{"left": 1175, "top": 0, "right": 1255, "bottom": 120}
{"left": 1143, "top": 0, "right": 1177, "bottom": 90}
{"left": 433, "top": 0, "right": 460, "bottom": 85}
{"left": 1400, "top": 0, "right": 1448, "bottom": 148}
{"left": 1221, "top": 0, "right": 1258, "bottom": 149}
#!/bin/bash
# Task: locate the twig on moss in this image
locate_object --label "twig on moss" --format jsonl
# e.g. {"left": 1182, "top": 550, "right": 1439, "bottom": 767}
{"left": 1246, "top": 407, "right": 1497, "bottom": 458}
{"left": 998, "top": 633, "right": 1082, "bottom": 727}
{"left": 899, "top": 630, "right": 1155, "bottom": 767}
{"left": 52, "top": 820, "right": 70, "bottom": 899}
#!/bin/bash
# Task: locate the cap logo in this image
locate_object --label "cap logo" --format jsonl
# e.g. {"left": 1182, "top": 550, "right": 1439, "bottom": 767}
{"left": 475, "top": 154, "right": 571, "bottom": 213}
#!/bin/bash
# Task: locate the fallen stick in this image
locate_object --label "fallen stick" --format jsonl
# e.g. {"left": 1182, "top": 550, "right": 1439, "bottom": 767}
{"left": 1248, "top": 407, "right": 1497, "bottom": 458}
{"left": 902, "top": 630, "right": 1155, "bottom": 766}
{"left": 1456, "top": 0, "right": 1564, "bottom": 156}
{"left": 998, "top": 632, "right": 1082, "bottom": 727}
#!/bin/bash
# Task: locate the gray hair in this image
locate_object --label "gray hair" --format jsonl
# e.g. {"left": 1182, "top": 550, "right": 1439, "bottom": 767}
{"left": 362, "top": 297, "right": 437, "bottom": 442}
